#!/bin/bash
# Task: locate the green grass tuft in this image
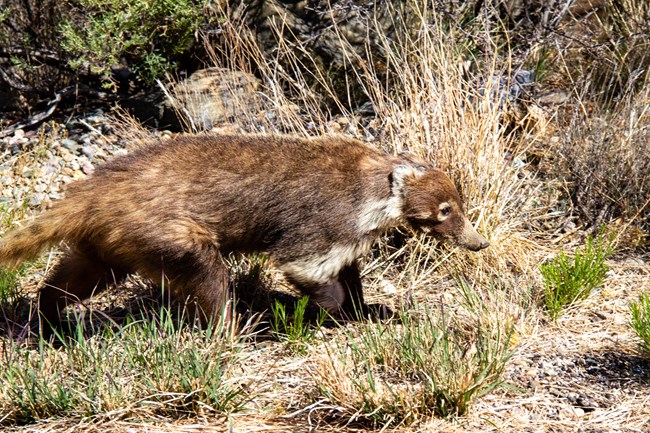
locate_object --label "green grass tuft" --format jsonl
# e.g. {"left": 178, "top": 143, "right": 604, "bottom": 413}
{"left": 0, "top": 308, "right": 251, "bottom": 425}
{"left": 541, "top": 234, "right": 613, "bottom": 321}
{"left": 270, "top": 296, "right": 325, "bottom": 355}
{"left": 630, "top": 292, "right": 650, "bottom": 355}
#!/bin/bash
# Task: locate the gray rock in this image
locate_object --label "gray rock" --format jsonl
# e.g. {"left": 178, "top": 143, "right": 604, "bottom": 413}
{"left": 169, "top": 68, "right": 264, "bottom": 131}
{"left": 28, "top": 193, "right": 46, "bottom": 207}
{"left": 81, "top": 146, "right": 96, "bottom": 159}
{"left": 60, "top": 139, "right": 79, "bottom": 153}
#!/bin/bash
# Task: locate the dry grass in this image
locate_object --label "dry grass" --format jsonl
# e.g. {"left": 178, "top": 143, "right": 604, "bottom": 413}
{"left": 1, "top": 1, "right": 650, "bottom": 432}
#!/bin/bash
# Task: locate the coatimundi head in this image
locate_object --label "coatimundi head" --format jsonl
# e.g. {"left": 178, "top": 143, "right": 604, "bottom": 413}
{"left": 393, "top": 164, "right": 490, "bottom": 251}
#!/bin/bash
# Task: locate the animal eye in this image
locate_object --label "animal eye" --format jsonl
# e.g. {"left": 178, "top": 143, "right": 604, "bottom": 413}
{"left": 441, "top": 206, "right": 451, "bottom": 216}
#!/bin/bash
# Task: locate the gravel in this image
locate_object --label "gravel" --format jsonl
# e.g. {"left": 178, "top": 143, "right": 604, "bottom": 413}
{"left": 0, "top": 110, "right": 162, "bottom": 210}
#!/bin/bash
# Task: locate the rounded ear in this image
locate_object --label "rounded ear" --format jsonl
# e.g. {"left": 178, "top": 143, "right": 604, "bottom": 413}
{"left": 390, "top": 164, "right": 425, "bottom": 198}
{"left": 397, "top": 151, "right": 428, "bottom": 171}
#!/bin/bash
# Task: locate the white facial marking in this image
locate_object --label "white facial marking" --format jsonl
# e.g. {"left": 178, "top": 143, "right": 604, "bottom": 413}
{"left": 437, "top": 202, "right": 451, "bottom": 221}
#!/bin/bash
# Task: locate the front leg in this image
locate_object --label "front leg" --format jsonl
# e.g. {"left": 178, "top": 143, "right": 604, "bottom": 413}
{"left": 282, "top": 261, "right": 366, "bottom": 320}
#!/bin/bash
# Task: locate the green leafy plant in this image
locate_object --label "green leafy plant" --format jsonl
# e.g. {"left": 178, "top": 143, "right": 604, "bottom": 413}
{"left": 270, "top": 296, "right": 325, "bottom": 354}
{"left": 630, "top": 292, "right": 650, "bottom": 354}
{"left": 541, "top": 234, "right": 614, "bottom": 321}
{"left": 59, "top": 0, "right": 209, "bottom": 84}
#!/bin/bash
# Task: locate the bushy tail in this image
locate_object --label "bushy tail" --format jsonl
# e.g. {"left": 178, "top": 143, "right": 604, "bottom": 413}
{"left": 0, "top": 204, "right": 83, "bottom": 268}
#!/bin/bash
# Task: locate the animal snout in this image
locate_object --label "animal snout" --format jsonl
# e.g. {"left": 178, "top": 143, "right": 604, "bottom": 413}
{"left": 460, "top": 218, "right": 490, "bottom": 251}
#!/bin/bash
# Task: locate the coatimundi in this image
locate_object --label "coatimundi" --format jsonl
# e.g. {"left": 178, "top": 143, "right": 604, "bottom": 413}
{"left": 0, "top": 134, "right": 489, "bottom": 326}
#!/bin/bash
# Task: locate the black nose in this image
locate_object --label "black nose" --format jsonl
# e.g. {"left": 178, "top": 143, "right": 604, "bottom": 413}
{"left": 479, "top": 240, "right": 490, "bottom": 250}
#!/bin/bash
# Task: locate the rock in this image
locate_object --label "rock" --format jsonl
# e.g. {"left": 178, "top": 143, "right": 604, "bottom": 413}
{"left": 60, "top": 138, "right": 79, "bottom": 153}
{"left": 62, "top": 152, "right": 74, "bottom": 163}
{"left": 81, "top": 146, "right": 96, "bottom": 159}
{"left": 577, "top": 396, "right": 599, "bottom": 410}
{"left": 82, "top": 162, "right": 95, "bottom": 175}
{"left": 112, "top": 148, "right": 128, "bottom": 157}
{"left": 540, "top": 360, "right": 558, "bottom": 376}
{"left": 538, "top": 91, "right": 570, "bottom": 105}
{"left": 80, "top": 134, "right": 93, "bottom": 145}
{"left": 169, "top": 68, "right": 264, "bottom": 131}
{"left": 28, "top": 193, "right": 47, "bottom": 207}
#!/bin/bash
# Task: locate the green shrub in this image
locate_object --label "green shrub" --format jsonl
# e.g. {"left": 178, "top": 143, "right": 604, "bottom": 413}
{"left": 541, "top": 234, "right": 613, "bottom": 321}
{"left": 59, "top": 0, "right": 209, "bottom": 85}
{"left": 630, "top": 292, "right": 650, "bottom": 354}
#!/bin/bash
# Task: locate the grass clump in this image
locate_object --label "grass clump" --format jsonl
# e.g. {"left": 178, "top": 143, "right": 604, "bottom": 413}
{"left": 270, "top": 296, "right": 325, "bottom": 355}
{"left": 630, "top": 292, "right": 650, "bottom": 355}
{"left": 312, "top": 282, "right": 514, "bottom": 426}
{"left": 541, "top": 234, "right": 613, "bottom": 321}
{"left": 0, "top": 309, "right": 251, "bottom": 425}
{"left": 0, "top": 267, "right": 21, "bottom": 305}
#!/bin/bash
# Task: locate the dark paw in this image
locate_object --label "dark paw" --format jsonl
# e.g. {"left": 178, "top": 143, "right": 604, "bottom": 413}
{"left": 363, "top": 303, "right": 396, "bottom": 321}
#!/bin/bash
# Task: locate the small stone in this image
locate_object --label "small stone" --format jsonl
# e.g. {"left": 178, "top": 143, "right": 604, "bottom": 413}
{"left": 378, "top": 279, "right": 397, "bottom": 294}
{"left": 538, "top": 91, "right": 569, "bottom": 105}
{"left": 33, "top": 184, "right": 47, "bottom": 193}
{"left": 81, "top": 146, "right": 96, "bottom": 159}
{"left": 578, "top": 396, "right": 599, "bottom": 410}
{"left": 29, "top": 193, "right": 47, "bottom": 207}
{"left": 13, "top": 129, "right": 25, "bottom": 139}
{"left": 80, "top": 134, "right": 93, "bottom": 145}
{"left": 82, "top": 162, "right": 95, "bottom": 175}
{"left": 540, "top": 361, "right": 558, "bottom": 376}
{"left": 525, "top": 367, "right": 539, "bottom": 377}
{"left": 60, "top": 138, "right": 79, "bottom": 152}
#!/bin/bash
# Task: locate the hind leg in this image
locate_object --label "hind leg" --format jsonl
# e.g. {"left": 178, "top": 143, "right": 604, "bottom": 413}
{"left": 38, "top": 244, "right": 129, "bottom": 327}
{"left": 139, "top": 248, "right": 231, "bottom": 325}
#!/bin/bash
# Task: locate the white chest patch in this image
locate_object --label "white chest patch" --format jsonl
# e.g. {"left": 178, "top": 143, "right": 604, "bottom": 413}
{"left": 357, "top": 196, "right": 403, "bottom": 234}
{"left": 279, "top": 239, "right": 375, "bottom": 284}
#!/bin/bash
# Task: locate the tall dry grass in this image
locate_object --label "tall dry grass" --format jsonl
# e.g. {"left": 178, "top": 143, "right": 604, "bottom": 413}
{"left": 164, "top": 1, "right": 549, "bottom": 289}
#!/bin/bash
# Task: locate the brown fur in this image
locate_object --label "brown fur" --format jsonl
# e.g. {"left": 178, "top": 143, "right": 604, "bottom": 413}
{"left": 0, "top": 134, "right": 488, "bottom": 325}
